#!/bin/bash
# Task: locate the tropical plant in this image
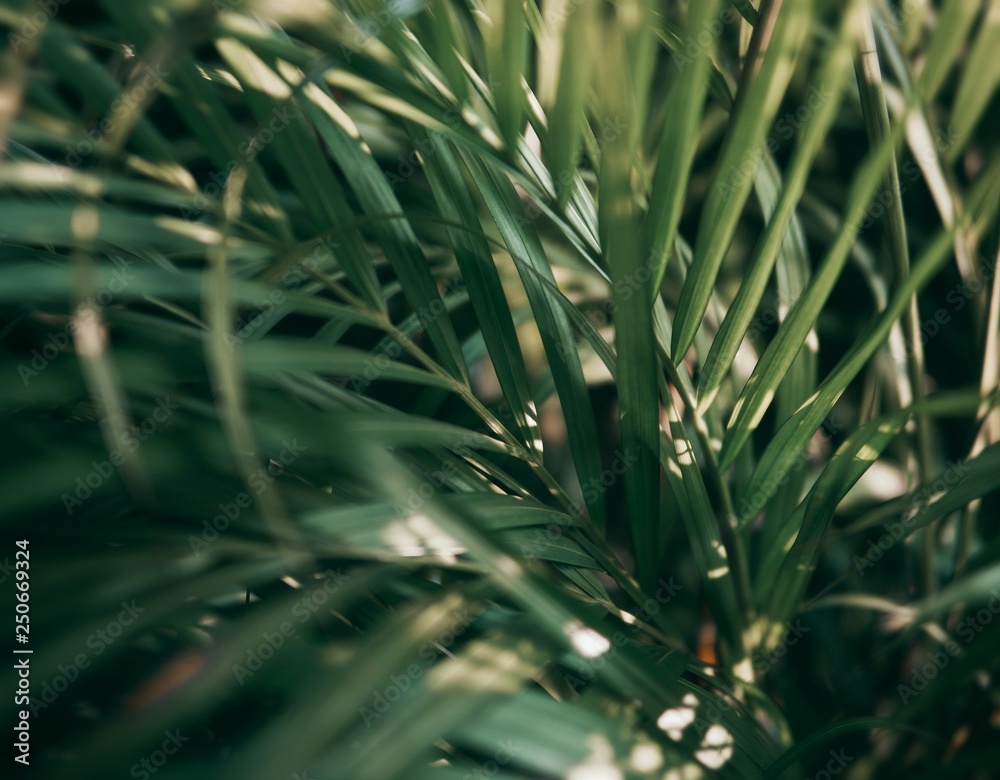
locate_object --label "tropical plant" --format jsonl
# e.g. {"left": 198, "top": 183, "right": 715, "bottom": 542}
{"left": 2, "top": 0, "right": 999, "bottom": 778}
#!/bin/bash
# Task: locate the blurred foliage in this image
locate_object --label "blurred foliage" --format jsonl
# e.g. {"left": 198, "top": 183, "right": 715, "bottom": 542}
{"left": 1, "top": 0, "right": 999, "bottom": 778}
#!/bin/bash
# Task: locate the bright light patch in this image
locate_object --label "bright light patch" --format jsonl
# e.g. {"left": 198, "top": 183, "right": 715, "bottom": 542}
{"left": 656, "top": 704, "right": 696, "bottom": 741}
{"left": 73, "top": 306, "right": 106, "bottom": 357}
{"left": 567, "top": 766, "right": 622, "bottom": 780}
{"left": 734, "top": 658, "right": 755, "bottom": 683}
{"left": 495, "top": 555, "right": 522, "bottom": 577}
{"left": 696, "top": 724, "right": 733, "bottom": 769}
{"left": 629, "top": 742, "right": 663, "bottom": 772}
{"left": 857, "top": 444, "right": 880, "bottom": 462}
{"left": 660, "top": 763, "right": 704, "bottom": 780}
{"left": 71, "top": 204, "right": 100, "bottom": 242}
{"left": 381, "top": 514, "right": 465, "bottom": 562}
{"left": 754, "top": 390, "right": 776, "bottom": 423}
{"left": 676, "top": 440, "right": 696, "bottom": 466}
{"left": 566, "top": 736, "right": 622, "bottom": 780}
{"left": 566, "top": 622, "right": 611, "bottom": 658}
